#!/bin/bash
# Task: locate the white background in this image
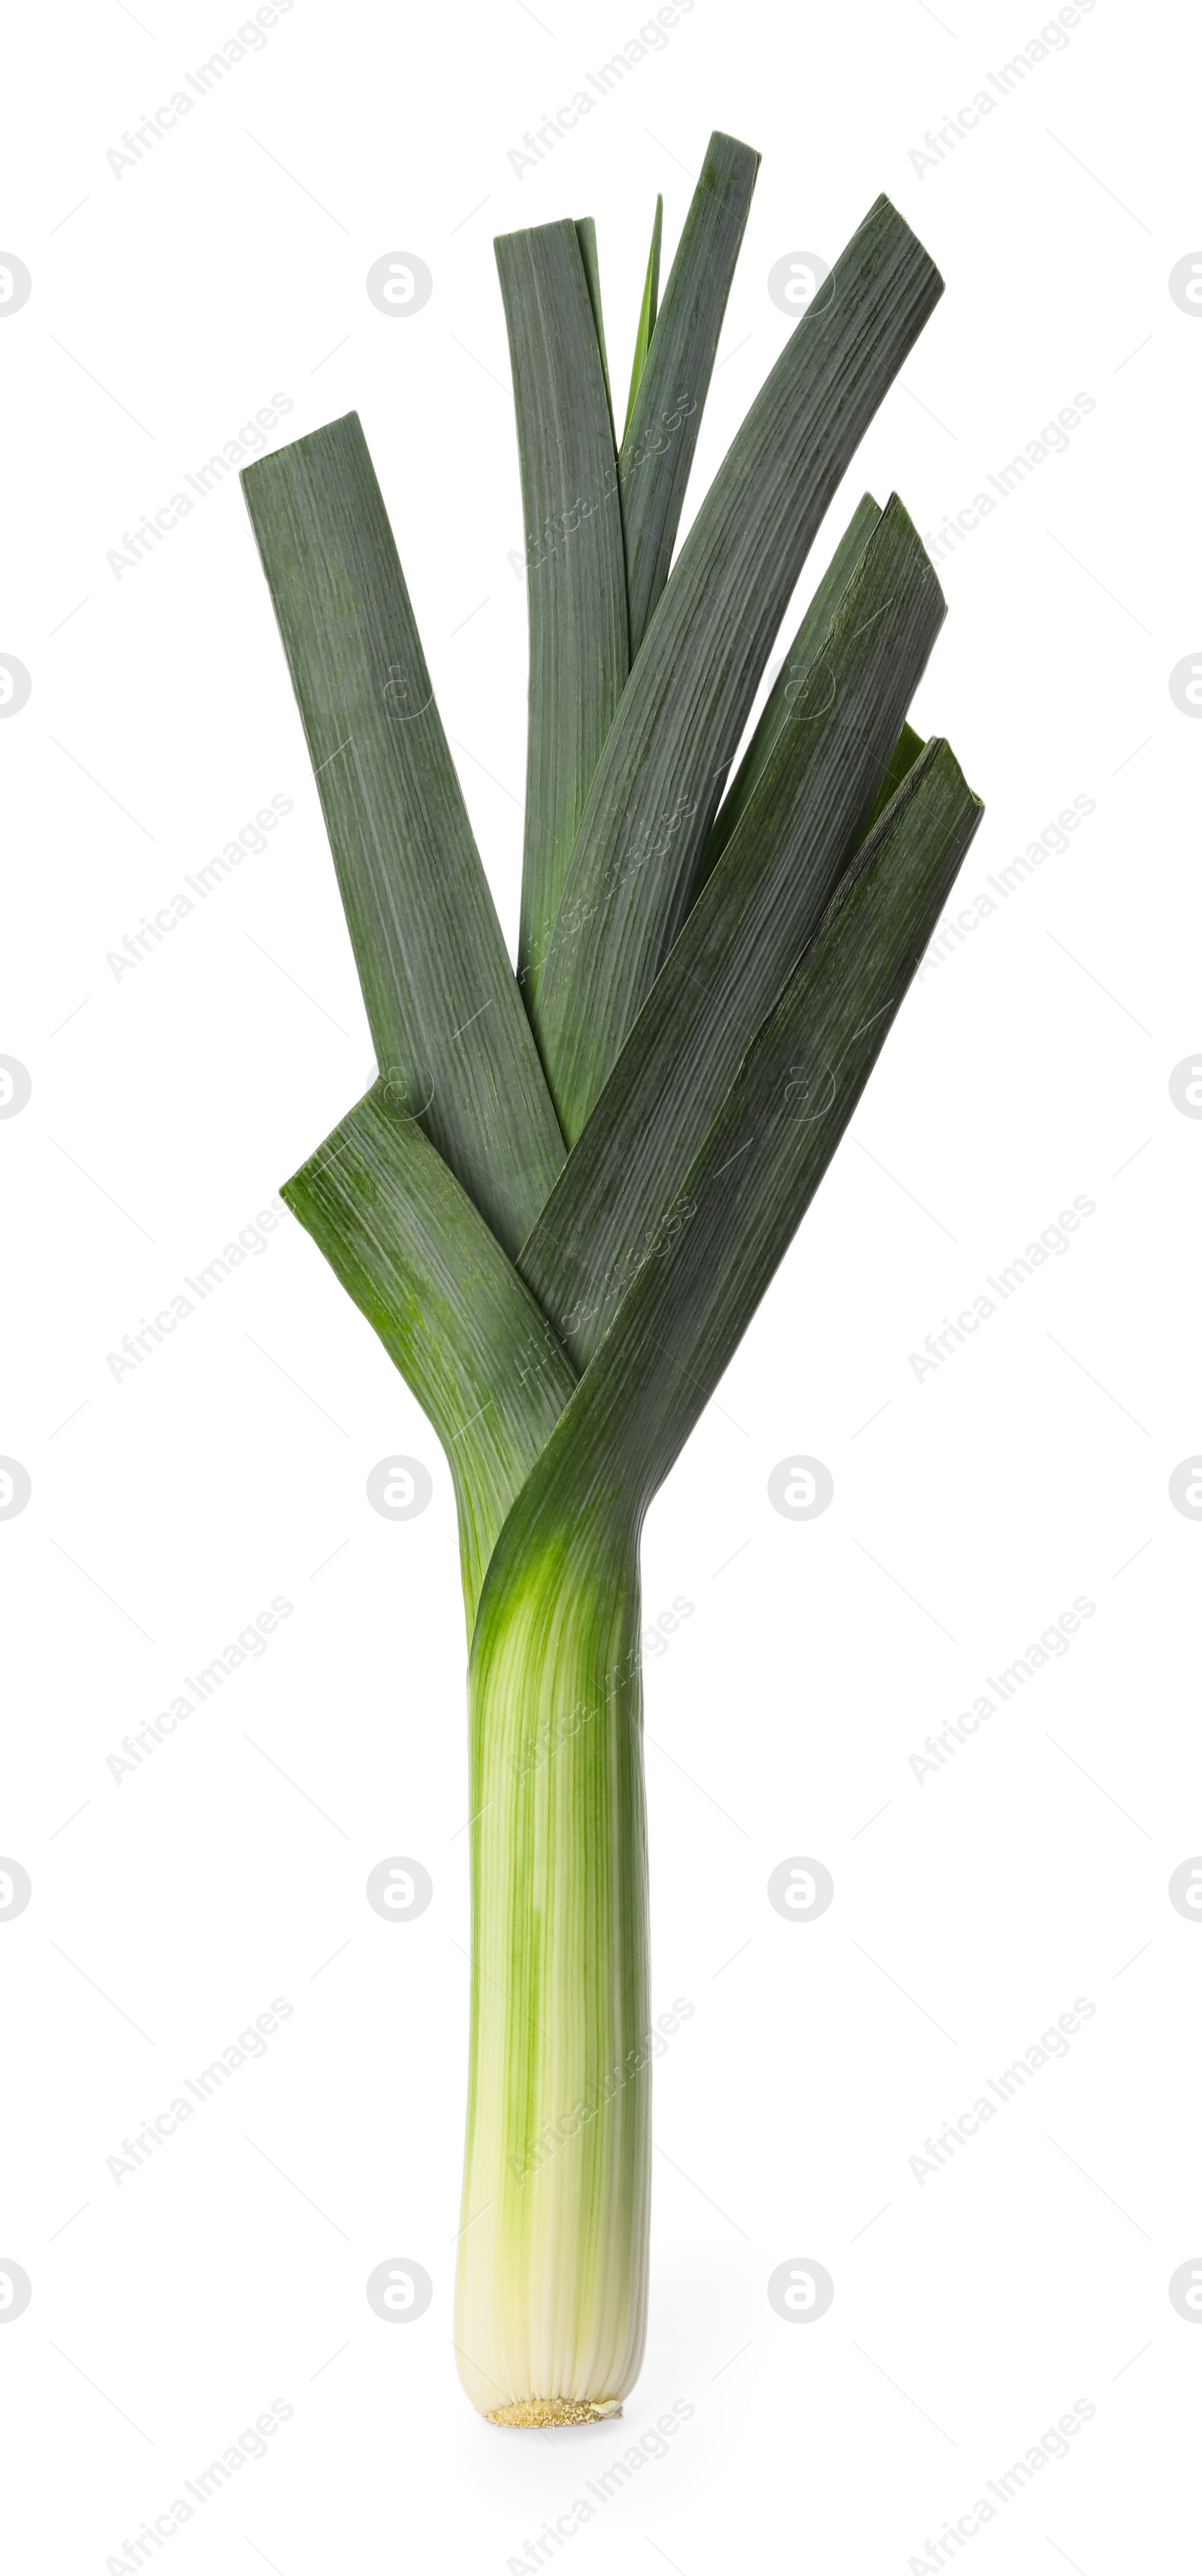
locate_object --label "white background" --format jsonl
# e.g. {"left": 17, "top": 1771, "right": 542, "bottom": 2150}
{"left": 2, "top": 0, "right": 1200, "bottom": 2568}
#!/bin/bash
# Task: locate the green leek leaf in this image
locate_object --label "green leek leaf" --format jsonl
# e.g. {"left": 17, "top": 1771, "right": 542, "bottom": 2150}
{"left": 531, "top": 194, "right": 945, "bottom": 1142}
{"left": 621, "top": 192, "right": 663, "bottom": 440}
{"left": 495, "top": 223, "right": 630, "bottom": 1008}
{"left": 573, "top": 216, "right": 612, "bottom": 431}
{"left": 240, "top": 414, "right": 566, "bottom": 1259}
{"left": 696, "top": 491, "right": 881, "bottom": 889}
{"left": 241, "top": 131, "right": 983, "bottom": 2429}
{"left": 479, "top": 739, "right": 983, "bottom": 1610}
{"left": 282, "top": 1081, "right": 576, "bottom": 1628}
{"left": 862, "top": 718, "right": 926, "bottom": 835}
{"left": 518, "top": 497, "right": 945, "bottom": 1361}
{"left": 619, "top": 132, "right": 759, "bottom": 658}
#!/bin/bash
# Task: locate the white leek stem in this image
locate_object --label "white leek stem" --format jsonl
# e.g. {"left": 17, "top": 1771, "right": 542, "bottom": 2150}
{"left": 455, "top": 1528, "right": 651, "bottom": 2422}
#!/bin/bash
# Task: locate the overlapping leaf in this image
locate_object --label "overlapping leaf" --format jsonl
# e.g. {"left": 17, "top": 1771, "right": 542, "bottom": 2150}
{"left": 518, "top": 497, "right": 946, "bottom": 1362}
{"left": 618, "top": 132, "right": 759, "bottom": 657}
{"left": 696, "top": 490, "right": 881, "bottom": 887}
{"left": 241, "top": 414, "right": 566, "bottom": 1259}
{"left": 282, "top": 1082, "right": 575, "bottom": 1626}
{"left": 474, "top": 742, "right": 983, "bottom": 1647}
{"left": 530, "top": 193, "right": 944, "bottom": 1142}
{"left": 244, "top": 151, "right": 983, "bottom": 1661}
{"left": 623, "top": 194, "right": 663, "bottom": 438}
{"left": 496, "top": 222, "right": 629, "bottom": 1003}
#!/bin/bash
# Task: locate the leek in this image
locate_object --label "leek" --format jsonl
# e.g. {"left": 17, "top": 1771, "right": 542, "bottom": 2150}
{"left": 241, "top": 130, "right": 983, "bottom": 2427}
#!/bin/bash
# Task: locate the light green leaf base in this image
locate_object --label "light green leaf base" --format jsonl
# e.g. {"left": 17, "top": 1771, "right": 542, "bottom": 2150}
{"left": 454, "top": 1528, "right": 651, "bottom": 2420}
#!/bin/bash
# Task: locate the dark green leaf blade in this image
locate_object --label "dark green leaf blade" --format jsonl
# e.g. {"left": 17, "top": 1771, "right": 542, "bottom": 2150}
{"left": 695, "top": 491, "right": 880, "bottom": 890}
{"left": 518, "top": 497, "right": 945, "bottom": 1362}
{"left": 862, "top": 720, "right": 926, "bottom": 835}
{"left": 620, "top": 132, "right": 760, "bottom": 657}
{"left": 622, "top": 193, "right": 663, "bottom": 438}
{"left": 495, "top": 222, "right": 630, "bottom": 1008}
{"left": 532, "top": 195, "right": 945, "bottom": 1143}
{"left": 240, "top": 414, "right": 566, "bottom": 1259}
{"left": 282, "top": 1083, "right": 576, "bottom": 1629}
{"left": 574, "top": 216, "right": 614, "bottom": 437}
{"left": 476, "top": 740, "right": 983, "bottom": 1634}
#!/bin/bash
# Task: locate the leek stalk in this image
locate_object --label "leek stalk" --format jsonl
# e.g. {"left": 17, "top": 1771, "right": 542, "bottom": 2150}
{"left": 241, "top": 130, "right": 983, "bottom": 2424}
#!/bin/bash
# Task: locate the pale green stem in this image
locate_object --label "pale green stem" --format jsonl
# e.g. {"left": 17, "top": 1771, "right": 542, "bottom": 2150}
{"left": 455, "top": 1521, "right": 651, "bottom": 2422}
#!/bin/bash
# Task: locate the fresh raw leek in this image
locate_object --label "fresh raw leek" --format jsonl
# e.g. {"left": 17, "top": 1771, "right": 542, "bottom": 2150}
{"left": 240, "top": 130, "right": 982, "bottom": 2427}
